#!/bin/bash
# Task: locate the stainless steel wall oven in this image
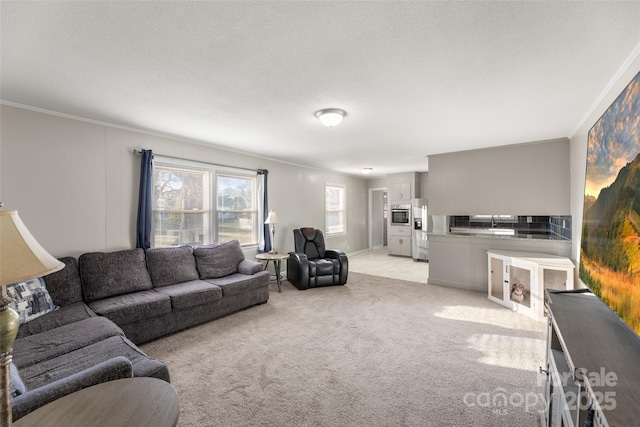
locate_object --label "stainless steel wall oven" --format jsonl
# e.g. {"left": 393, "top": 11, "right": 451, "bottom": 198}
{"left": 390, "top": 204, "right": 411, "bottom": 226}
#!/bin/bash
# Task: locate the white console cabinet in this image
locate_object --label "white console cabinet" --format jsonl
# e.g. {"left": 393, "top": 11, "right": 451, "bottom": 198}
{"left": 487, "top": 250, "right": 574, "bottom": 321}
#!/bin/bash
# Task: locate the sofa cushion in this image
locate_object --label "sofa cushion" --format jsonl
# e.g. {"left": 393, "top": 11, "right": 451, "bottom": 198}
{"left": 145, "top": 246, "right": 200, "bottom": 287}
{"left": 42, "top": 257, "right": 84, "bottom": 306}
{"left": 13, "top": 316, "right": 124, "bottom": 369}
{"left": 206, "top": 270, "right": 270, "bottom": 296}
{"left": 79, "top": 249, "right": 153, "bottom": 302}
{"left": 10, "top": 363, "right": 26, "bottom": 397}
{"left": 16, "top": 302, "right": 96, "bottom": 339}
{"left": 194, "top": 240, "right": 245, "bottom": 279}
{"left": 88, "top": 290, "right": 171, "bottom": 326}
{"left": 19, "top": 335, "right": 169, "bottom": 390}
{"left": 154, "top": 280, "right": 223, "bottom": 310}
{"left": 6, "top": 278, "right": 57, "bottom": 324}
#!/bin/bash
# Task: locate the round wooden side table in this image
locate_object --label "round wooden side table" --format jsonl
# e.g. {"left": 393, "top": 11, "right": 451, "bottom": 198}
{"left": 255, "top": 252, "right": 290, "bottom": 292}
{"left": 14, "top": 377, "right": 179, "bottom": 427}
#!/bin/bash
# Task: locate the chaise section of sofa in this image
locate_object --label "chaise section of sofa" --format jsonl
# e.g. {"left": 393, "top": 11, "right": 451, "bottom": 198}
{"left": 11, "top": 240, "right": 269, "bottom": 421}
{"left": 11, "top": 256, "right": 169, "bottom": 421}
{"left": 15, "top": 257, "right": 95, "bottom": 339}
{"left": 11, "top": 356, "right": 134, "bottom": 421}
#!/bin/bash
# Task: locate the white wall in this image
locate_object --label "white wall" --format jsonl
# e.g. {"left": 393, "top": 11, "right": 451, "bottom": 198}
{"left": 0, "top": 105, "right": 369, "bottom": 258}
{"left": 570, "top": 51, "right": 640, "bottom": 265}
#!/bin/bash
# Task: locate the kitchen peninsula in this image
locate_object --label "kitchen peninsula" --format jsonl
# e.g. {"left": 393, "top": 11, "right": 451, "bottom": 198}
{"left": 428, "top": 219, "right": 571, "bottom": 292}
{"left": 426, "top": 139, "right": 572, "bottom": 293}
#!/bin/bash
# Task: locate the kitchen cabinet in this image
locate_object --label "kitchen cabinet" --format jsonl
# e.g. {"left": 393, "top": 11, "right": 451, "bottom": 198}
{"left": 389, "top": 182, "right": 411, "bottom": 201}
{"left": 487, "top": 250, "right": 574, "bottom": 321}
{"left": 388, "top": 235, "right": 411, "bottom": 257}
{"left": 388, "top": 226, "right": 411, "bottom": 256}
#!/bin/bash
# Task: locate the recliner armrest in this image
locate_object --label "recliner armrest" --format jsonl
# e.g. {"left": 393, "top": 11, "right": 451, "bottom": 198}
{"left": 325, "top": 249, "right": 349, "bottom": 285}
{"left": 287, "top": 252, "right": 310, "bottom": 290}
{"left": 12, "top": 356, "right": 133, "bottom": 422}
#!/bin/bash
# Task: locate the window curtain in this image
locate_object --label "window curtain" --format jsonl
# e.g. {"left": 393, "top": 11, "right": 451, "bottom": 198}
{"left": 136, "top": 149, "right": 154, "bottom": 249}
{"left": 257, "top": 169, "right": 271, "bottom": 253}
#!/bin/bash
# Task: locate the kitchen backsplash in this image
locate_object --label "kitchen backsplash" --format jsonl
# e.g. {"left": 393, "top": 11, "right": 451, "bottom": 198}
{"left": 449, "top": 215, "right": 572, "bottom": 239}
{"left": 549, "top": 215, "right": 572, "bottom": 240}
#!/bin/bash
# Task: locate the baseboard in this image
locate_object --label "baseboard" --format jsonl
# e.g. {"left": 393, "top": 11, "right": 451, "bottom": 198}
{"left": 346, "top": 248, "right": 368, "bottom": 257}
{"left": 427, "top": 277, "right": 484, "bottom": 293}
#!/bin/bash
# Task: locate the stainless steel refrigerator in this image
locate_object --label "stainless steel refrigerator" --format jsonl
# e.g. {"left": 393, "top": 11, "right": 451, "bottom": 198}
{"left": 411, "top": 199, "right": 429, "bottom": 262}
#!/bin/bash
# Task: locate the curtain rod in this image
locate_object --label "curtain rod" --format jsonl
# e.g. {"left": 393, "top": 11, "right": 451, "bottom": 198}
{"left": 133, "top": 149, "right": 267, "bottom": 174}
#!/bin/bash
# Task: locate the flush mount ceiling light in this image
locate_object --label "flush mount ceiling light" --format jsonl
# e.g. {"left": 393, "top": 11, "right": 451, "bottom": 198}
{"left": 361, "top": 168, "right": 373, "bottom": 175}
{"left": 315, "top": 108, "right": 346, "bottom": 127}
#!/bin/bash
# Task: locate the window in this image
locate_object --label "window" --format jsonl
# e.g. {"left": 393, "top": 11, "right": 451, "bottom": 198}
{"left": 152, "top": 159, "right": 260, "bottom": 248}
{"left": 216, "top": 172, "right": 258, "bottom": 245}
{"left": 325, "top": 183, "right": 346, "bottom": 235}
{"left": 152, "top": 165, "right": 210, "bottom": 247}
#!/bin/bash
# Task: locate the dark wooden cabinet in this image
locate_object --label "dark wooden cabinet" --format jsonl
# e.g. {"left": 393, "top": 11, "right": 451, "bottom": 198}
{"left": 544, "top": 290, "right": 640, "bottom": 427}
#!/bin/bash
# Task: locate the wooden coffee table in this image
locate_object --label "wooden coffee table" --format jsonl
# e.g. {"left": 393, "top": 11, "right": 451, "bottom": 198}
{"left": 255, "top": 252, "right": 290, "bottom": 292}
{"left": 14, "top": 377, "right": 179, "bottom": 427}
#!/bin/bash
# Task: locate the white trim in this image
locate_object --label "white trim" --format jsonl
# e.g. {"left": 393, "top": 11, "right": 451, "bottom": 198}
{"left": 570, "top": 40, "right": 640, "bottom": 138}
{"left": 1, "top": 100, "right": 373, "bottom": 179}
{"left": 346, "top": 248, "right": 369, "bottom": 258}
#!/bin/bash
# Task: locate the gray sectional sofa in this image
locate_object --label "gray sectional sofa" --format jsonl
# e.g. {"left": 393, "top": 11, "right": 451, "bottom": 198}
{"left": 11, "top": 240, "right": 270, "bottom": 421}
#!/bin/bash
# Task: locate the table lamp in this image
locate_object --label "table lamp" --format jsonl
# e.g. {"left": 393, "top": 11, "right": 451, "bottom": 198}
{"left": 0, "top": 210, "right": 65, "bottom": 426}
{"left": 264, "top": 210, "right": 279, "bottom": 254}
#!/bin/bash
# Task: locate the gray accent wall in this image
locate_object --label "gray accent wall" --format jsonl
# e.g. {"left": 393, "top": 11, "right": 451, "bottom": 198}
{"left": 0, "top": 105, "right": 369, "bottom": 258}
{"left": 428, "top": 138, "right": 570, "bottom": 215}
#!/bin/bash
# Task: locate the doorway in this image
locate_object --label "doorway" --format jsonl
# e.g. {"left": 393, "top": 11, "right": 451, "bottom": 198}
{"left": 368, "top": 188, "right": 387, "bottom": 249}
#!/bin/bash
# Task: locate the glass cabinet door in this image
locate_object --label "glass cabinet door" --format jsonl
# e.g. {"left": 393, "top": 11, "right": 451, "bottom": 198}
{"left": 490, "top": 256, "right": 505, "bottom": 301}
{"left": 509, "top": 259, "right": 536, "bottom": 313}
{"left": 543, "top": 268, "right": 569, "bottom": 291}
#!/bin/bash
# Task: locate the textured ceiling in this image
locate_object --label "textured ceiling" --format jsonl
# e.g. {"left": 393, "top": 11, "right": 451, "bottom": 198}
{"left": 2, "top": 1, "right": 640, "bottom": 177}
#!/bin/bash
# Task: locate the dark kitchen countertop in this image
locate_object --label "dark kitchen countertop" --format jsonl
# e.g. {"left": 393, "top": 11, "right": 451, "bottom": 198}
{"left": 429, "top": 229, "right": 571, "bottom": 241}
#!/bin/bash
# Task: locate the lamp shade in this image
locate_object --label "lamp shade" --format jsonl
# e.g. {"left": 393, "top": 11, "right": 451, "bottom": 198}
{"left": 0, "top": 210, "right": 64, "bottom": 285}
{"left": 315, "top": 109, "right": 346, "bottom": 127}
{"left": 264, "top": 210, "right": 279, "bottom": 225}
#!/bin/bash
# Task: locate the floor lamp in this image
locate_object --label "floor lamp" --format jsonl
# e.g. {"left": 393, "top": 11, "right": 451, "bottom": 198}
{"left": 264, "top": 210, "right": 279, "bottom": 254}
{"left": 0, "top": 210, "right": 64, "bottom": 426}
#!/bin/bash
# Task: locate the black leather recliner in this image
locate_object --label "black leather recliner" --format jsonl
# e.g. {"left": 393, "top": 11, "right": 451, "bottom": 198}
{"left": 287, "top": 227, "right": 348, "bottom": 290}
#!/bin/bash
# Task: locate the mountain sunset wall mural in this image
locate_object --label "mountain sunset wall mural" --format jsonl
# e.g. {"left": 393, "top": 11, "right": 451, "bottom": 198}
{"left": 581, "top": 71, "right": 640, "bottom": 335}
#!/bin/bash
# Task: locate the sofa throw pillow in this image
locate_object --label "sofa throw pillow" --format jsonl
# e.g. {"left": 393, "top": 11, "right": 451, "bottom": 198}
{"left": 194, "top": 240, "right": 245, "bottom": 279}
{"left": 10, "top": 363, "right": 26, "bottom": 398}
{"left": 6, "top": 277, "right": 57, "bottom": 324}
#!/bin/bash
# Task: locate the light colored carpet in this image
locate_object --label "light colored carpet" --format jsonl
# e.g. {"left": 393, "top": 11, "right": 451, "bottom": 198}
{"left": 141, "top": 273, "right": 546, "bottom": 427}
